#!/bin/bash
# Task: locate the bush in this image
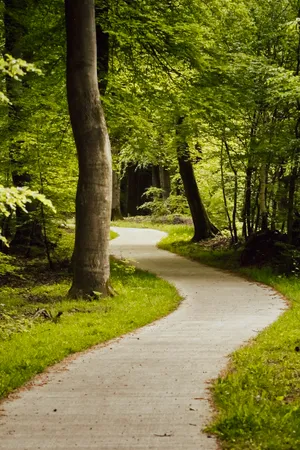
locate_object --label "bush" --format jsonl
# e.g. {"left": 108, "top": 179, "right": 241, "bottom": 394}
{"left": 240, "top": 230, "right": 300, "bottom": 275}
{"left": 138, "top": 187, "right": 190, "bottom": 217}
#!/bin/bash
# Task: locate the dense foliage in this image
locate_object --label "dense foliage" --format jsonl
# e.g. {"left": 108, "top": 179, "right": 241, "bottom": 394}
{"left": 0, "top": 0, "right": 298, "bottom": 269}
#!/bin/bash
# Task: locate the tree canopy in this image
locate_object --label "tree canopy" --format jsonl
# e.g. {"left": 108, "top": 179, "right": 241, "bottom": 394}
{"left": 0, "top": 0, "right": 300, "bottom": 289}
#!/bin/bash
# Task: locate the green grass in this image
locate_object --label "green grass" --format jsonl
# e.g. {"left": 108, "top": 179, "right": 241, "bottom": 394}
{"left": 0, "top": 228, "right": 180, "bottom": 399}
{"left": 110, "top": 229, "right": 119, "bottom": 240}
{"left": 117, "top": 220, "right": 300, "bottom": 450}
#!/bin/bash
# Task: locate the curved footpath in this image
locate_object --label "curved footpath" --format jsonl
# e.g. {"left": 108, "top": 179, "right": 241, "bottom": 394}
{"left": 0, "top": 228, "right": 284, "bottom": 450}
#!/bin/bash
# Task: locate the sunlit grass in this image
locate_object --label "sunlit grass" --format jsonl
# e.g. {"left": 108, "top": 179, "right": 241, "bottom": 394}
{"left": 207, "top": 303, "right": 300, "bottom": 449}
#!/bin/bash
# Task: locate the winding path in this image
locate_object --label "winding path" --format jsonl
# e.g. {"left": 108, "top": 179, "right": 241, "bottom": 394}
{"left": 0, "top": 228, "right": 284, "bottom": 450}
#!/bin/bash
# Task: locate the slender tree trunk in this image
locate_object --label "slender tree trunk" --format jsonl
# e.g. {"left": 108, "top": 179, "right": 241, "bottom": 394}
{"left": 287, "top": 117, "right": 300, "bottom": 243}
{"left": 152, "top": 166, "right": 161, "bottom": 188}
{"left": 270, "top": 166, "right": 283, "bottom": 231}
{"left": 243, "top": 165, "right": 253, "bottom": 239}
{"left": 254, "top": 197, "right": 260, "bottom": 233}
{"left": 159, "top": 166, "right": 171, "bottom": 200}
{"left": 288, "top": 10, "right": 300, "bottom": 243}
{"left": 111, "top": 170, "right": 123, "bottom": 220}
{"left": 287, "top": 166, "right": 297, "bottom": 243}
{"left": 220, "top": 143, "right": 234, "bottom": 242}
{"left": 271, "top": 199, "right": 277, "bottom": 231}
{"left": 95, "top": 2, "right": 109, "bottom": 98}
{"left": 259, "top": 163, "right": 268, "bottom": 231}
{"left": 126, "top": 165, "right": 138, "bottom": 216}
{"left": 95, "top": 5, "right": 123, "bottom": 221}
{"left": 177, "top": 118, "right": 216, "bottom": 242}
{"left": 243, "top": 111, "right": 259, "bottom": 239}
{"left": 223, "top": 140, "right": 238, "bottom": 244}
{"left": 65, "top": 0, "right": 112, "bottom": 298}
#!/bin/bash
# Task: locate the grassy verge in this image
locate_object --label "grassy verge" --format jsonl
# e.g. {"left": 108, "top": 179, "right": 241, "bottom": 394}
{"left": 117, "top": 220, "right": 300, "bottom": 450}
{"left": 0, "top": 228, "right": 180, "bottom": 399}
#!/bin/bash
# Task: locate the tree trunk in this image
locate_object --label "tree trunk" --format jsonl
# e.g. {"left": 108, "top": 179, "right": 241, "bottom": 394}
{"left": 223, "top": 140, "right": 238, "bottom": 244}
{"left": 159, "top": 166, "right": 171, "bottom": 200}
{"left": 152, "top": 165, "right": 160, "bottom": 188}
{"left": 177, "top": 118, "right": 215, "bottom": 242}
{"left": 271, "top": 201, "right": 277, "bottom": 231}
{"left": 177, "top": 152, "right": 215, "bottom": 241}
{"left": 95, "top": 6, "right": 123, "bottom": 221}
{"left": 259, "top": 163, "right": 268, "bottom": 231}
{"left": 287, "top": 166, "right": 297, "bottom": 243}
{"left": 126, "top": 165, "right": 138, "bottom": 216}
{"left": 288, "top": 12, "right": 300, "bottom": 243}
{"left": 65, "top": 0, "right": 112, "bottom": 298}
{"left": 111, "top": 170, "right": 123, "bottom": 220}
{"left": 242, "top": 165, "right": 253, "bottom": 240}
{"left": 221, "top": 143, "right": 234, "bottom": 243}
{"left": 95, "top": 2, "right": 109, "bottom": 97}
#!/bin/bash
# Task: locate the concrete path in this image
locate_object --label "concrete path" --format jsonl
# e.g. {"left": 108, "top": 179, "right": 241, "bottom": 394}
{"left": 0, "top": 228, "right": 284, "bottom": 450}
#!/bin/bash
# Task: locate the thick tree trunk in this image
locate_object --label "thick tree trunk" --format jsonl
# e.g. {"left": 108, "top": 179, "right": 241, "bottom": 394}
{"left": 176, "top": 119, "right": 215, "bottom": 241}
{"left": 65, "top": 0, "right": 112, "bottom": 298}
{"left": 178, "top": 151, "right": 215, "bottom": 241}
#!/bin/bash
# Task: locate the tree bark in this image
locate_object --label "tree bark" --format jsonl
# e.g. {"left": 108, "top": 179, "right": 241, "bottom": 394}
{"left": 95, "top": 1, "right": 109, "bottom": 97}
{"left": 176, "top": 118, "right": 215, "bottom": 242}
{"left": 111, "top": 170, "right": 123, "bottom": 220}
{"left": 159, "top": 166, "right": 171, "bottom": 200}
{"left": 220, "top": 143, "right": 234, "bottom": 243}
{"left": 287, "top": 11, "right": 300, "bottom": 243}
{"left": 126, "top": 165, "right": 138, "bottom": 216}
{"left": 152, "top": 165, "right": 161, "bottom": 188}
{"left": 95, "top": 5, "right": 124, "bottom": 221}
{"left": 259, "top": 163, "right": 268, "bottom": 231}
{"left": 242, "top": 165, "right": 253, "bottom": 240}
{"left": 287, "top": 166, "right": 297, "bottom": 243}
{"left": 223, "top": 140, "right": 238, "bottom": 244}
{"left": 65, "top": 0, "right": 112, "bottom": 298}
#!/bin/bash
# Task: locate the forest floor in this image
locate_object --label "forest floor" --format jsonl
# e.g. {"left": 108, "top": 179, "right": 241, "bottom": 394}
{"left": 0, "top": 226, "right": 283, "bottom": 450}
